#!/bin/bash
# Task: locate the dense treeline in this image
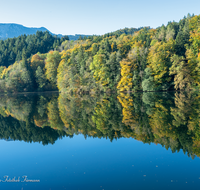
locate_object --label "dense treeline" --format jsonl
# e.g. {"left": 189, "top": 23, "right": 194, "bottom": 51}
{"left": 1, "top": 14, "right": 200, "bottom": 94}
{"left": 0, "top": 26, "right": 143, "bottom": 93}
{"left": 56, "top": 13, "right": 200, "bottom": 93}
{"left": 0, "top": 31, "right": 69, "bottom": 67}
{"left": 103, "top": 27, "right": 147, "bottom": 37}
{"left": 0, "top": 30, "right": 69, "bottom": 92}
{"left": 0, "top": 91, "right": 200, "bottom": 158}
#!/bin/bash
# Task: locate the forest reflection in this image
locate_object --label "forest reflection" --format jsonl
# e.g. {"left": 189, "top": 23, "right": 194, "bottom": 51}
{"left": 0, "top": 91, "right": 200, "bottom": 159}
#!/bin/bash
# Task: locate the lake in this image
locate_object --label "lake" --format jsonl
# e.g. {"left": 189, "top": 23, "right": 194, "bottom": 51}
{"left": 0, "top": 91, "right": 200, "bottom": 190}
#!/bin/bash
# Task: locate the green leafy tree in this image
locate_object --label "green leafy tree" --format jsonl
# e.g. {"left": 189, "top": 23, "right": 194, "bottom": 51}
{"left": 45, "top": 51, "right": 61, "bottom": 89}
{"left": 36, "top": 66, "right": 46, "bottom": 90}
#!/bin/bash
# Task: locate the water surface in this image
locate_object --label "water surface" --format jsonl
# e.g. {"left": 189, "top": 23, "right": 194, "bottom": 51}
{"left": 0, "top": 91, "right": 200, "bottom": 190}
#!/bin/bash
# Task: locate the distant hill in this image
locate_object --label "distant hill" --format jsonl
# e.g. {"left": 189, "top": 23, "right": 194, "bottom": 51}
{"left": 0, "top": 23, "right": 89, "bottom": 40}
{"left": 0, "top": 23, "right": 148, "bottom": 42}
{"left": 68, "top": 34, "right": 90, "bottom": 40}
{"left": 0, "top": 24, "right": 50, "bottom": 39}
{"left": 104, "top": 26, "right": 150, "bottom": 37}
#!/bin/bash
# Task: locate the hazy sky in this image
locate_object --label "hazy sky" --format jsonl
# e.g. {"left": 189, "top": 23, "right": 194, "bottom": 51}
{"left": 1, "top": 0, "right": 200, "bottom": 35}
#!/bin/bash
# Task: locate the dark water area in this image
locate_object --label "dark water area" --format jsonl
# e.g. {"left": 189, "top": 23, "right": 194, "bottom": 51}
{"left": 0, "top": 91, "right": 200, "bottom": 190}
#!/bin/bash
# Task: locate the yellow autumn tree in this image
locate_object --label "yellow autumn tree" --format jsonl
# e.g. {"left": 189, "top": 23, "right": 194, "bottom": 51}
{"left": 147, "top": 39, "right": 175, "bottom": 90}
{"left": 117, "top": 59, "right": 134, "bottom": 92}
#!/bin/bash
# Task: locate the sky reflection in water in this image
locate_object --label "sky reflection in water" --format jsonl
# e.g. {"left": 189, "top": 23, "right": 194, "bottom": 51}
{"left": 0, "top": 134, "right": 200, "bottom": 190}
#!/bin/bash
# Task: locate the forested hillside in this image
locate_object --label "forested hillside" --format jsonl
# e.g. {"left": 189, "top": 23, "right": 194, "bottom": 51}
{"left": 1, "top": 14, "right": 200, "bottom": 93}
{"left": 0, "top": 31, "right": 69, "bottom": 67}
{"left": 104, "top": 27, "right": 148, "bottom": 37}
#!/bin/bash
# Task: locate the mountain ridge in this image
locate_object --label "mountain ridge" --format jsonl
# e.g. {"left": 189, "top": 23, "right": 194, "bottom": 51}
{"left": 0, "top": 23, "right": 89, "bottom": 40}
{"left": 0, "top": 23, "right": 50, "bottom": 39}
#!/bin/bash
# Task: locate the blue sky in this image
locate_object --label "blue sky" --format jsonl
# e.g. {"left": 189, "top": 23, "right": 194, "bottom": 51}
{"left": 1, "top": 0, "right": 200, "bottom": 35}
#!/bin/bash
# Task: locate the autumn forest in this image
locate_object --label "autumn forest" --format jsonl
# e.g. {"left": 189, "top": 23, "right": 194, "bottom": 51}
{"left": 0, "top": 14, "right": 200, "bottom": 93}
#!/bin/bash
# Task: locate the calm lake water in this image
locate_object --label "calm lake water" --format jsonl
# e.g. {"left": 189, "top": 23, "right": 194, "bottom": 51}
{"left": 0, "top": 91, "right": 200, "bottom": 190}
